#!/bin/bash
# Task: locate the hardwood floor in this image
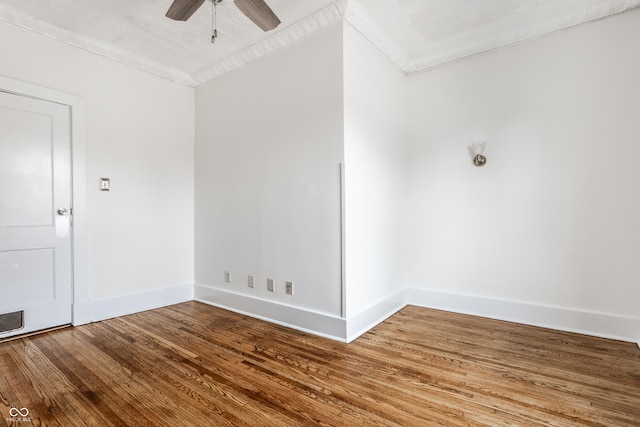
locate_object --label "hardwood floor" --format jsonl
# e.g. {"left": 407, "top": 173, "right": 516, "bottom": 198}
{"left": 1, "top": 302, "right": 638, "bottom": 426}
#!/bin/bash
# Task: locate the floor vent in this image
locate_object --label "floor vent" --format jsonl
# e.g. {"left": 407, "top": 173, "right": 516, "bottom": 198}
{"left": 0, "top": 311, "right": 24, "bottom": 334}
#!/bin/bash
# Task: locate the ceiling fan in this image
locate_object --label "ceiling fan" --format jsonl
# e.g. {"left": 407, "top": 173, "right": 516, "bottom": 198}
{"left": 166, "top": 0, "right": 281, "bottom": 32}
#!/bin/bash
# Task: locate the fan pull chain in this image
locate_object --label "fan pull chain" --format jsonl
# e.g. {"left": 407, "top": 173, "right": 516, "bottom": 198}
{"left": 211, "top": 0, "right": 218, "bottom": 43}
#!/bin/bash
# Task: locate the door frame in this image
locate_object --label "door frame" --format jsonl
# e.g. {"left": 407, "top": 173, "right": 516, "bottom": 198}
{"left": 0, "top": 74, "right": 89, "bottom": 326}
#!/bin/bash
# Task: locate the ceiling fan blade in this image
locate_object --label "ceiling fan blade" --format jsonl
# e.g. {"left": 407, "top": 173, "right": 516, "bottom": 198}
{"left": 166, "top": 0, "right": 206, "bottom": 21}
{"left": 233, "top": 0, "right": 281, "bottom": 31}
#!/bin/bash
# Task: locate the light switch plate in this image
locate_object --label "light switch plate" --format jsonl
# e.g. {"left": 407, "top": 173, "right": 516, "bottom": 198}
{"left": 99, "top": 178, "right": 110, "bottom": 191}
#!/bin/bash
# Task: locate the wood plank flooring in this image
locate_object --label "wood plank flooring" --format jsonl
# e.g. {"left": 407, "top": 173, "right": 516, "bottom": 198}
{"left": 1, "top": 302, "right": 639, "bottom": 426}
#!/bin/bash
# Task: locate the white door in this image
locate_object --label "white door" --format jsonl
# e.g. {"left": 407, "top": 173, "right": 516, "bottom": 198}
{"left": 0, "top": 90, "right": 72, "bottom": 338}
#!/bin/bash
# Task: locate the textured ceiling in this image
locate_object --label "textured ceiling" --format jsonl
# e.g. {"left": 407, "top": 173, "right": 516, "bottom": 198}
{"left": 0, "top": 0, "right": 638, "bottom": 87}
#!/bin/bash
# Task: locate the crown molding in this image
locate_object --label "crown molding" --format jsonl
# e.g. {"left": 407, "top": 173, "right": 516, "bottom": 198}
{"left": 192, "top": 0, "right": 640, "bottom": 84}
{"left": 191, "top": 0, "right": 348, "bottom": 85}
{"left": 342, "top": 1, "right": 416, "bottom": 73}
{"left": 2, "top": 1, "right": 639, "bottom": 88}
{"left": 0, "top": 1, "right": 350, "bottom": 88}
{"left": 0, "top": 4, "right": 197, "bottom": 87}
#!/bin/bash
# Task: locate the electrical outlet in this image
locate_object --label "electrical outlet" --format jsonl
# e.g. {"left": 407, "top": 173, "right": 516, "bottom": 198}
{"left": 248, "top": 275, "right": 255, "bottom": 288}
{"left": 267, "top": 278, "right": 274, "bottom": 292}
{"left": 224, "top": 271, "right": 231, "bottom": 283}
{"left": 285, "top": 281, "right": 294, "bottom": 295}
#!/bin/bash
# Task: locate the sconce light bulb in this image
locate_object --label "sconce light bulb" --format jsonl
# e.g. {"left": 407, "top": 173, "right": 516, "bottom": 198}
{"left": 474, "top": 154, "right": 487, "bottom": 167}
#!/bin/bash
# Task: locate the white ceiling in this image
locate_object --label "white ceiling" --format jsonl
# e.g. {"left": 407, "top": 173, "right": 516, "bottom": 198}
{"left": 0, "top": 0, "right": 638, "bottom": 87}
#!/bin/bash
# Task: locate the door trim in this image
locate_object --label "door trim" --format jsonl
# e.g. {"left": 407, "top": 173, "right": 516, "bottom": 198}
{"left": 0, "top": 74, "right": 89, "bottom": 326}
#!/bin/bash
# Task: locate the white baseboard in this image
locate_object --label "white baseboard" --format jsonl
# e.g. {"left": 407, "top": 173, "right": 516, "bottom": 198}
{"left": 195, "top": 285, "right": 407, "bottom": 343}
{"left": 195, "top": 284, "right": 348, "bottom": 341}
{"left": 88, "top": 284, "right": 195, "bottom": 323}
{"left": 345, "top": 289, "right": 406, "bottom": 342}
{"left": 72, "top": 299, "right": 92, "bottom": 326}
{"left": 71, "top": 284, "right": 640, "bottom": 347}
{"left": 406, "top": 287, "right": 640, "bottom": 343}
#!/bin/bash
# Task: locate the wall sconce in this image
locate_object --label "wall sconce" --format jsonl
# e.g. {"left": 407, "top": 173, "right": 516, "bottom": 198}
{"left": 469, "top": 142, "right": 487, "bottom": 167}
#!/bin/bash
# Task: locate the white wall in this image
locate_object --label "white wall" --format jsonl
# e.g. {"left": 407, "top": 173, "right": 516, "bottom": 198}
{"left": 195, "top": 25, "right": 345, "bottom": 317}
{"left": 343, "top": 24, "right": 407, "bottom": 317}
{"left": 0, "top": 23, "right": 195, "bottom": 303}
{"left": 3, "top": 5, "right": 637, "bottom": 342}
{"left": 406, "top": 9, "right": 640, "bottom": 325}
